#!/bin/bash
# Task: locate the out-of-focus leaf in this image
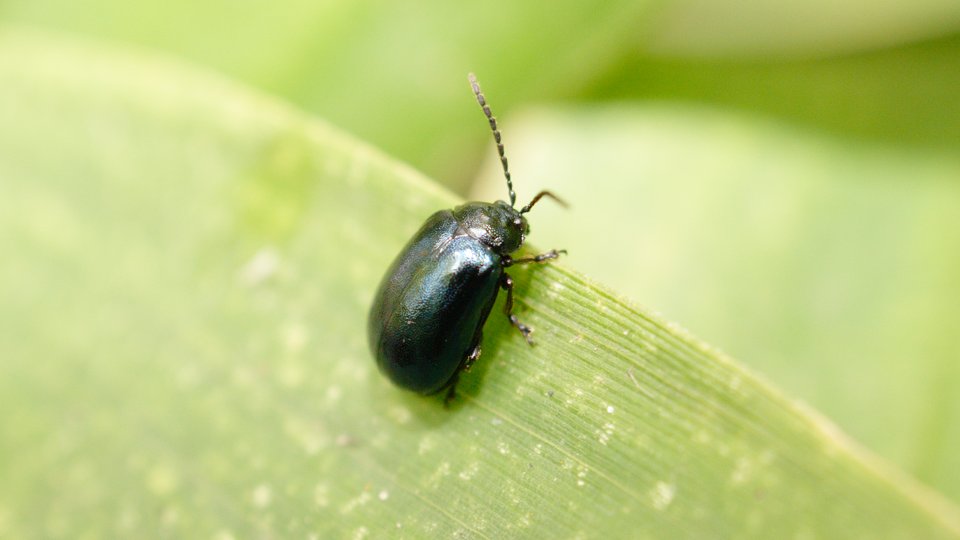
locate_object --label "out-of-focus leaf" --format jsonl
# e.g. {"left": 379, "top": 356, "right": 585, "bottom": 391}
{"left": 642, "top": 0, "right": 960, "bottom": 57}
{"left": 0, "top": 1, "right": 657, "bottom": 189}
{"left": 7, "top": 0, "right": 958, "bottom": 191}
{"left": 587, "top": 33, "right": 960, "bottom": 152}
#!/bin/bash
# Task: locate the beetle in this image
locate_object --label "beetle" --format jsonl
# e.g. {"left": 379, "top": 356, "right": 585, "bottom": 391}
{"left": 367, "top": 73, "right": 566, "bottom": 404}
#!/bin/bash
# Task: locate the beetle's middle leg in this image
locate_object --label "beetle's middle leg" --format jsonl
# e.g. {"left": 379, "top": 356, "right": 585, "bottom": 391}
{"left": 501, "top": 273, "right": 535, "bottom": 346}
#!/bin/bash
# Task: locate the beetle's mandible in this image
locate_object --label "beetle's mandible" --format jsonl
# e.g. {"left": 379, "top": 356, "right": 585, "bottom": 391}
{"left": 367, "top": 73, "right": 566, "bottom": 404}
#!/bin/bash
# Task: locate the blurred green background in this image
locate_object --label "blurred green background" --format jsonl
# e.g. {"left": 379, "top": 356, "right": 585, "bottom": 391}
{"left": 3, "top": 0, "right": 960, "bottom": 526}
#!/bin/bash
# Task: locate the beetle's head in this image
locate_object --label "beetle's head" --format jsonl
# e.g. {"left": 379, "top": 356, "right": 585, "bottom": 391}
{"left": 453, "top": 200, "right": 528, "bottom": 254}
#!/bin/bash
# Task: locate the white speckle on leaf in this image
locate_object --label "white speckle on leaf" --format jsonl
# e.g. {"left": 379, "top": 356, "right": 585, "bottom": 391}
{"left": 239, "top": 248, "right": 280, "bottom": 286}
{"left": 497, "top": 441, "right": 510, "bottom": 455}
{"left": 651, "top": 481, "right": 676, "bottom": 510}
{"left": 606, "top": 405, "right": 615, "bottom": 414}
{"left": 459, "top": 462, "right": 480, "bottom": 481}
{"left": 340, "top": 491, "right": 372, "bottom": 513}
{"left": 518, "top": 512, "right": 533, "bottom": 528}
{"left": 252, "top": 484, "right": 272, "bottom": 508}
{"left": 596, "top": 422, "right": 616, "bottom": 445}
{"left": 427, "top": 462, "right": 451, "bottom": 488}
{"left": 352, "top": 526, "right": 369, "bottom": 540}
{"left": 378, "top": 490, "right": 390, "bottom": 501}
{"left": 213, "top": 530, "right": 236, "bottom": 540}
{"left": 491, "top": 417, "right": 503, "bottom": 426}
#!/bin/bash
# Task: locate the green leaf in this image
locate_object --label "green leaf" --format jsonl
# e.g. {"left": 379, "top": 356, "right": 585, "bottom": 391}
{"left": 641, "top": 0, "right": 960, "bottom": 57}
{"left": 0, "top": 0, "right": 659, "bottom": 189}
{"left": 586, "top": 33, "right": 960, "bottom": 153}
{"left": 470, "top": 106, "right": 960, "bottom": 501}
{"left": 1, "top": 29, "right": 959, "bottom": 538}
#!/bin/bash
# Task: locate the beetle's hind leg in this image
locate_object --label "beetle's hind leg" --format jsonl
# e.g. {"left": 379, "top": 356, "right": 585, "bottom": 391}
{"left": 463, "top": 342, "right": 482, "bottom": 372}
{"left": 443, "top": 343, "right": 482, "bottom": 407}
{"left": 443, "top": 374, "right": 460, "bottom": 408}
{"left": 501, "top": 273, "right": 535, "bottom": 346}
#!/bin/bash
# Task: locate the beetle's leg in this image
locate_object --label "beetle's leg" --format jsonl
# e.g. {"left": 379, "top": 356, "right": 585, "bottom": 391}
{"left": 463, "top": 342, "right": 482, "bottom": 372}
{"left": 443, "top": 373, "right": 460, "bottom": 408}
{"left": 503, "top": 249, "right": 566, "bottom": 266}
{"left": 501, "top": 273, "right": 535, "bottom": 346}
{"left": 443, "top": 344, "right": 481, "bottom": 407}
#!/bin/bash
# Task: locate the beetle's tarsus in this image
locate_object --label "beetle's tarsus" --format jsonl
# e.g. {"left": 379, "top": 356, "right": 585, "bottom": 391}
{"left": 510, "top": 315, "right": 535, "bottom": 346}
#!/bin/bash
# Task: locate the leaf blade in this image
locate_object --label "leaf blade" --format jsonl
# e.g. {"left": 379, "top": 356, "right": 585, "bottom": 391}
{"left": 0, "top": 28, "right": 958, "bottom": 539}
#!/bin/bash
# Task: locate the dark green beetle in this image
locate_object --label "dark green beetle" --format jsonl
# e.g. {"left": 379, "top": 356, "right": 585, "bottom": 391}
{"left": 367, "top": 74, "right": 565, "bottom": 403}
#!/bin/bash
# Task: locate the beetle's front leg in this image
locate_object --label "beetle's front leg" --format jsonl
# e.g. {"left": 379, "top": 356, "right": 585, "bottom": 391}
{"left": 501, "top": 272, "right": 534, "bottom": 346}
{"left": 503, "top": 249, "right": 566, "bottom": 266}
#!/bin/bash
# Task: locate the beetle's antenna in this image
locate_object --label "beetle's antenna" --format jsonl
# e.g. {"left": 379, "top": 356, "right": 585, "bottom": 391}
{"left": 520, "top": 190, "right": 568, "bottom": 214}
{"left": 469, "top": 73, "right": 516, "bottom": 207}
